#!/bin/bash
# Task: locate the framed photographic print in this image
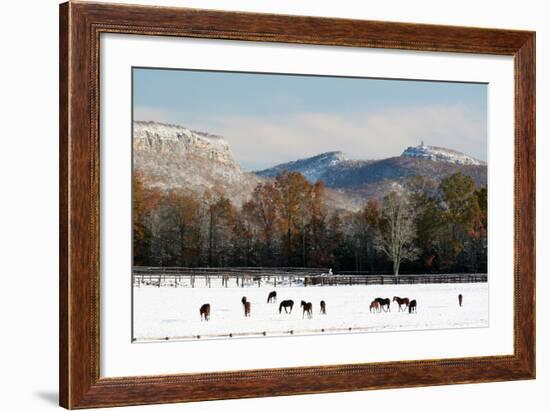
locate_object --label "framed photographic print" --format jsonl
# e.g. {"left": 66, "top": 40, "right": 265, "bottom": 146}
{"left": 59, "top": 1, "right": 535, "bottom": 409}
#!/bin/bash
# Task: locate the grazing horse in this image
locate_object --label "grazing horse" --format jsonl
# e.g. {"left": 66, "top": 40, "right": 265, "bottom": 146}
{"left": 279, "top": 300, "right": 294, "bottom": 314}
{"left": 408, "top": 300, "right": 417, "bottom": 314}
{"left": 393, "top": 296, "right": 410, "bottom": 312}
{"left": 370, "top": 300, "right": 381, "bottom": 313}
{"left": 267, "top": 291, "right": 277, "bottom": 303}
{"left": 458, "top": 294, "right": 463, "bottom": 307}
{"left": 301, "top": 301, "right": 313, "bottom": 319}
{"left": 241, "top": 296, "right": 251, "bottom": 317}
{"left": 200, "top": 303, "right": 211, "bottom": 321}
{"left": 375, "top": 297, "right": 391, "bottom": 312}
{"left": 320, "top": 300, "right": 327, "bottom": 315}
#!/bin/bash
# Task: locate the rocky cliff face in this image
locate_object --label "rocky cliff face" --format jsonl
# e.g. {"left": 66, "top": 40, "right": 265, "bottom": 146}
{"left": 133, "top": 121, "right": 261, "bottom": 205}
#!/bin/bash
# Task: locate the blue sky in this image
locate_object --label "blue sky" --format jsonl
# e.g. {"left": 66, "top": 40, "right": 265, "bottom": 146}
{"left": 133, "top": 68, "right": 487, "bottom": 171}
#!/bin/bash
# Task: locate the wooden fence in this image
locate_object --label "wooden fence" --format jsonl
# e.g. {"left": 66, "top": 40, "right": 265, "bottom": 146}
{"left": 132, "top": 267, "right": 487, "bottom": 288}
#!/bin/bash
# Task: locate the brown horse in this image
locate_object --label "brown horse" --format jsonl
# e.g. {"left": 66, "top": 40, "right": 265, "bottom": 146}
{"left": 267, "top": 291, "right": 277, "bottom": 303}
{"left": 279, "top": 300, "right": 294, "bottom": 314}
{"left": 200, "top": 303, "right": 210, "bottom": 321}
{"left": 370, "top": 300, "right": 381, "bottom": 313}
{"left": 301, "top": 301, "right": 313, "bottom": 319}
{"left": 375, "top": 297, "right": 391, "bottom": 312}
{"left": 408, "top": 300, "right": 417, "bottom": 313}
{"left": 393, "top": 296, "right": 410, "bottom": 312}
{"left": 458, "top": 294, "right": 463, "bottom": 307}
{"left": 241, "top": 296, "right": 251, "bottom": 317}
{"left": 320, "top": 300, "right": 327, "bottom": 315}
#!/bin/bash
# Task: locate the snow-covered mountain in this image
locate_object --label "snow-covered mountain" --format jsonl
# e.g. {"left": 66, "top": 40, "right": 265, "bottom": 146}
{"left": 133, "top": 121, "right": 261, "bottom": 205}
{"left": 256, "top": 151, "right": 348, "bottom": 182}
{"left": 255, "top": 143, "right": 486, "bottom": 201}
{"left": 401, "top": 143, "right": 485, "bottom": 166}
{"left": 134, "top": 121, "right": 487, "bottom": 208}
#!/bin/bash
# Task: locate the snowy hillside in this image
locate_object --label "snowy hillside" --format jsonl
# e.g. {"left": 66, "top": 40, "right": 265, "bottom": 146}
{"left": 401, "top": 143, "right": 485, "bottom": 166}
{"left": 256, "top": 151, "right": 348, "bottom": 183}
{"left": 256, "top": 144, "right": 486, "bottom": 201}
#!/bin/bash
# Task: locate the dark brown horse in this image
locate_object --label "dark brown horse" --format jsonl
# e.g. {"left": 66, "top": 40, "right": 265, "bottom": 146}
{"left": 200, "top": 303, "right": 211, "bottom": 321}
{"left": 458, "top": 294, "right": 463, "bottom": 307}
{"left": 375, "top": 297, "right": 391, "bottom": 312}
{"left": 320, "top": 300, "right": 327, "bottom": 315}
{"left": 393, "top": 296, "right": 410, "bottom": 312}
{"left": 267, "top": 291, "right": 277, "bottom": 303}
{"left": 408, "top": 299, "right": 417, "bottom": 313}
{"left": 241, "top": 296, "right": 251, "bottom": 317}
{"left": 369, "top": 300, "right": 380, "bottom": 313}
{"left": 279, "top": 299, "right": 294, "bottom": 314}
{"left": 301, "top": 301, "right": 313, "bottom": 319}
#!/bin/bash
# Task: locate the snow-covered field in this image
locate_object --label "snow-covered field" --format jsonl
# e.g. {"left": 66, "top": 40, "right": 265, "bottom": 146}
{"left": 133, "top": 282, "right": 488, "bottom": 342}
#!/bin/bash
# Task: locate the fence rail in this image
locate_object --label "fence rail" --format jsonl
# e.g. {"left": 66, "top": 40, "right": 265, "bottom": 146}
{"left": 132, "top": 267, "right": 487, "bottom": 288}
{"left": 133, "top": 266, "right": 329, "bottom": 276}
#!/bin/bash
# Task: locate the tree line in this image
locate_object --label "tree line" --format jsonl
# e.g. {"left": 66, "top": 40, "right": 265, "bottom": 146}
{"left": 133, "top": 170, "right": 487, "bottom": 275}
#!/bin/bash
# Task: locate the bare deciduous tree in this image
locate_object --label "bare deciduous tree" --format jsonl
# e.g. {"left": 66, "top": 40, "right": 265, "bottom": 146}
{"left": 375, "top": 190, "right": 420, "bottom": 276}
